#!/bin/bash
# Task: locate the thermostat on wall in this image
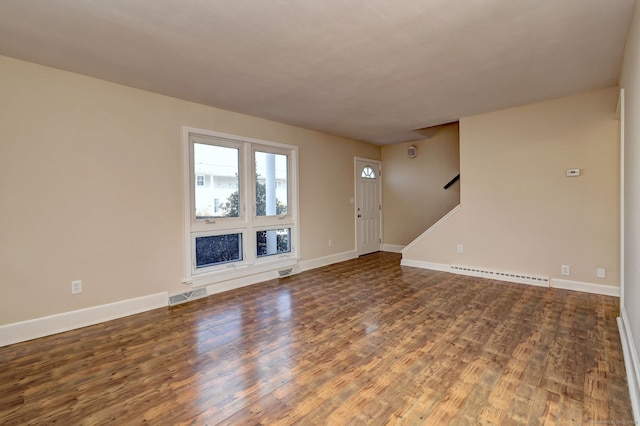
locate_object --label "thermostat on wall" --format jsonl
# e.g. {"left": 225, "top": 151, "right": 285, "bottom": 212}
{"left": 566, "top": 168, "right": 581, "bottom": 177}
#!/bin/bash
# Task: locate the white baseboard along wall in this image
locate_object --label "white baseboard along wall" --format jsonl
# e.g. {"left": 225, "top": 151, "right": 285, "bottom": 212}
{"left": 0, "top": 292, "right": 168, "bottom": 347}
{"left": 618, "top": 307, "right": 640, "bottom": 423}
{"left": 0, "top": 250, "right": 359, "bottom": 347}
{"left": 1, "top": 254, "right": 623, "bottom": 347}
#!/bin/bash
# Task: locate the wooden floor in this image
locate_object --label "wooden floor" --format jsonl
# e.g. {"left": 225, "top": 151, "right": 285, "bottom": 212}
{"left": 0, "top": 252, "right": 633, "bottom": 425}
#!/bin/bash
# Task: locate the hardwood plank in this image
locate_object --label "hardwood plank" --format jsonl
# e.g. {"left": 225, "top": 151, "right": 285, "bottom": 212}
{"left": 0, "top": 252, "right": 633, "bottom": 424}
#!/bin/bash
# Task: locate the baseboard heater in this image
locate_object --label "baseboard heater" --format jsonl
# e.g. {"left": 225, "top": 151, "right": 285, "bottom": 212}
{"left": 450, "top": 265, "right": 549, "bottom": 287}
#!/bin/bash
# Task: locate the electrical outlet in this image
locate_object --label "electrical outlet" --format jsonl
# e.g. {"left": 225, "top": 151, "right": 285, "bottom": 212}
{"left": 561, "top": 265, "right": 570, "bottom": 276}
{"left": 328, "top": 239, "right": 333, "bottom": 248}
{"left": 456, "top": 244, "right": 463, "bottom": 254}
{"left": 71, "top": 280, "right": 82, "bottom": 294}
{"left": 596, "top": 268, "right": 606, "bottom": 279}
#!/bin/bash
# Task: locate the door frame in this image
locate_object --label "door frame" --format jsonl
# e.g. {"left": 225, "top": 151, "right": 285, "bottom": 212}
{"left": 618, "top": 88, "right": 625, "bottom": 309}
{"left": 354, "top": 157, "right": 383, "bottom": 255}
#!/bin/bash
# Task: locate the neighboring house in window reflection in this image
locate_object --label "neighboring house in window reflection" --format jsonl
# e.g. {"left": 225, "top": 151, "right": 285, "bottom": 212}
{"left": 194, "top": 155, "right": 288, "bottom": 218}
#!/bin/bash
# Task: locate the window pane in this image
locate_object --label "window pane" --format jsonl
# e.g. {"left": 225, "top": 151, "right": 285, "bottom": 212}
{"left": 195, "top": 233, "right": 243, "bottom": 268}
{"left": 255, "top": 151, "right": 287, "bottom": 216}
{"left": 361, "top": 166, "right": 376, "bottom": 179}
{"left": 256, "top": 228, "right": 291, "bottom": 258}
{"left": 194, "top": 143, "right": 240, "bottom": 218}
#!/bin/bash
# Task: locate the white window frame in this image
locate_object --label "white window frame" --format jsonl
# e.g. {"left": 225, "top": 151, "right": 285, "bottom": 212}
{"left": 183, "top": 126, "right": 299, "bottom": 287}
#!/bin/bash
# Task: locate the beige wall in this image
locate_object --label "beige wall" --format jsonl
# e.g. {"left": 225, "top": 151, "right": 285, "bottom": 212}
{"left": 621, "top": 0, "right": 640, "bottom": 404}
{"left": 382, "top": 123, "right": 460, "bottom": 246}
{"left": 404, "top": 88, "right": 620, "bottom": 286}
{"left": 0, "top": 55, "right": 380, "bottom": 325}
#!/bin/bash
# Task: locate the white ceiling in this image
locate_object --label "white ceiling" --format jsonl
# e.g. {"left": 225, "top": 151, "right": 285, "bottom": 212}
{"left": 0, "top": 0, "right": 634, "bottom": 144}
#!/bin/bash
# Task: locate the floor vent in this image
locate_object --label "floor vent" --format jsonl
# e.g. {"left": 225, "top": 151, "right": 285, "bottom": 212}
{"left": 450, "top": 265, "right": 549, "bottom": 287}
{"left": 278, "top": 266, "right": 300, "bottom": 277}
{"left": 169, "top": 288, "right": 207, "bottom": 306}
{"left": 279, "top": 268, "right": 293, "bottom": 277}
{"left": 278, "top": 268, "right": 293, "bottom": 277}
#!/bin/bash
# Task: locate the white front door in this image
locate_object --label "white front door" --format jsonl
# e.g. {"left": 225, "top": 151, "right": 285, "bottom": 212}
{"left": 355, "top": 159, "right": 381, "bottom": 256}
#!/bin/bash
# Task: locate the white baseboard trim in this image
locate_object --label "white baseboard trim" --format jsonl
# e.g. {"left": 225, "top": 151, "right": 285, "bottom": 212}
{"left": 0, "top": 251, "right": 360, "bottom": 347}
{"left": 400, "top": 259, "right": 450, "bottom": 272}
{"left": 205, "top": 268, "right": 290, "bottom": 297}
{"left": 402, "top": 260, "right": 621, "bottom": 297}
{"left": 618, "top": 307, "right": 640, "bottom": 423}
{"left": 450, "top": 265, "right": 549, "bottom": 288}
{"left": 0, "top": 292, "right": 168, "bottom": 347}
{"left": 188, "top": 257, "right": 299, "bottom": 288}
{"left": 204, "top": 251, "right": 359, "bottom": 297}
{"left": 299, "top": 250, "right": 357, "bottom": 272}
{"left": 401, "top": 260, "right": 549, "bottom": 289}
{"left": 202, "top": 251, "right": 358, "bottom": 295}
{"left": 383, "top": 244, "right": 405, "bottom": 253}
{"left": 550, "top": 278, "right": 620, "bottom": 297}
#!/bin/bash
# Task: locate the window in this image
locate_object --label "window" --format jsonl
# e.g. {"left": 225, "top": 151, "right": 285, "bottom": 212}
{"left": 195, "top": 233, "right": 243, "bottom": 268}
{"left": 361, "top": 166, "right": 376, "bottom": 179}
{"left": 183, "top": 127, "right": 299, "bottom": 286}
{"left": 256, "top": 228, "right": 291, "bottom": 258}
{"left": 194, "top": 143, "right": 239, "bottom": 219}
{"left": 255, "top": 150, "right": 288, "bottom": 216}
